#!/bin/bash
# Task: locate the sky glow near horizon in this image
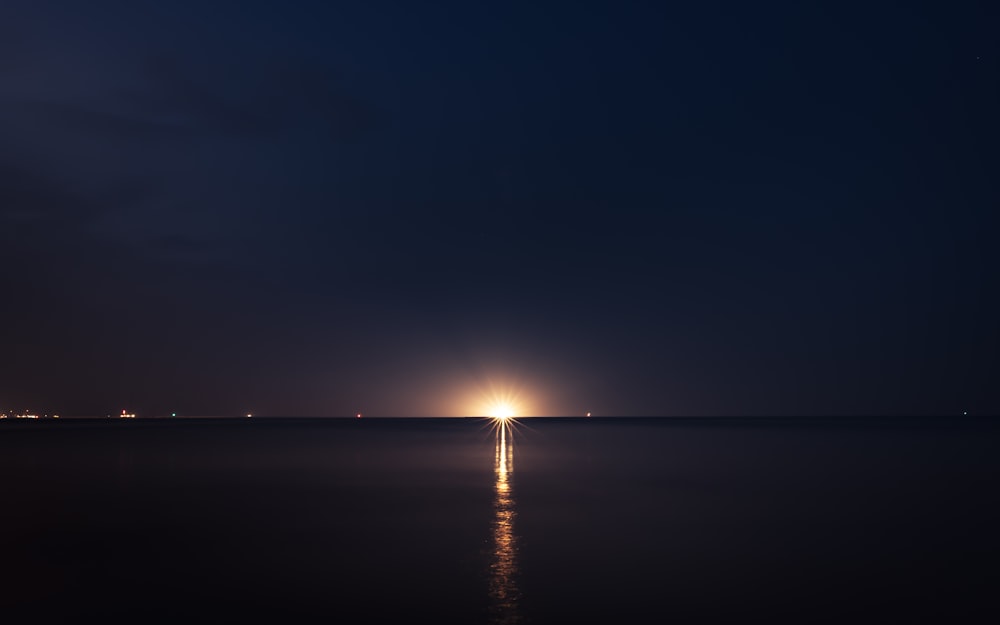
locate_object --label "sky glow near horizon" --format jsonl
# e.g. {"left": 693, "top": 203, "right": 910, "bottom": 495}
{"left": 0, "top": 1, "right": 996, "bottom": 417}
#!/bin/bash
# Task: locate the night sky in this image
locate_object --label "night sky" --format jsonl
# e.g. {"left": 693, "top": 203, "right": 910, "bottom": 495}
{"left": 1, "top": 1, "right": 997, "bottom": 417}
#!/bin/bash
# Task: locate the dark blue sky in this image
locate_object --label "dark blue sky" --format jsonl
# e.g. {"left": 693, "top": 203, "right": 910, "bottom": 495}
{"left": 1, "top": 0, "right": 997, "bottom": 416}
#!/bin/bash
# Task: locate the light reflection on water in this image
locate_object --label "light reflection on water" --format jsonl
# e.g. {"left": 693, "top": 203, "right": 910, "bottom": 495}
{"left": 489, "top": 421, "right": 521, "bottom": 624}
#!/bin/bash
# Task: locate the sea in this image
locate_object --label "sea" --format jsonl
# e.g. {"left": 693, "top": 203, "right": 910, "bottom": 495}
{"left": 1, "top": 416, "right": 998, "bottom": 624}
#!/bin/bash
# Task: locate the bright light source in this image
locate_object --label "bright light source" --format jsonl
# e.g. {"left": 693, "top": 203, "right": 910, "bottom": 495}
{"left": 488, "top": 402, "right": 515, "bottom": 420}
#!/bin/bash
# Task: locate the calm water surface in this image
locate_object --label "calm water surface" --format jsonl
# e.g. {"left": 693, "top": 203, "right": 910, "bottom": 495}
{"left": 2, "top": 417, "right": 999, "bottom": 624}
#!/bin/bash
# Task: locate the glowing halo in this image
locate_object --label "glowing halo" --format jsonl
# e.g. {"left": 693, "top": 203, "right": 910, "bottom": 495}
{"left": 458, "top": 377, "right": 539, "bottom": 439}
{"left": 482, "top": 400, "right": 527, "bottom": 441}
{"left": 471, "top": 383, "right": 529, "bottom": 420}
{"left": 487, "top": 402, "right": 516, "bottom": 420}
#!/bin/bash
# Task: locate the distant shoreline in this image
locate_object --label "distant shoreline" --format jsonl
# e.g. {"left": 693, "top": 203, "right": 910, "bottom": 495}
{"left": 2, "top": 414, "right": 995, "bottom": 422}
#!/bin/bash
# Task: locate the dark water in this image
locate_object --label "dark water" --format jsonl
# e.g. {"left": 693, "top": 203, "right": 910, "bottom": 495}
{"left": 2, "top": 417, "right": 999, "bottom": 624}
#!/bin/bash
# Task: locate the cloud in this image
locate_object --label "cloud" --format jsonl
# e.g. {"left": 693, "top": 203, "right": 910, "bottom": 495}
{"left": 0, "top": 157, "right": 148, "bottom": 234}
{"left": 0, "top": 37, "right": 380, "bottom": 266}
{"left": 132, "top": 56, "right": 379, "bottom": 141}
